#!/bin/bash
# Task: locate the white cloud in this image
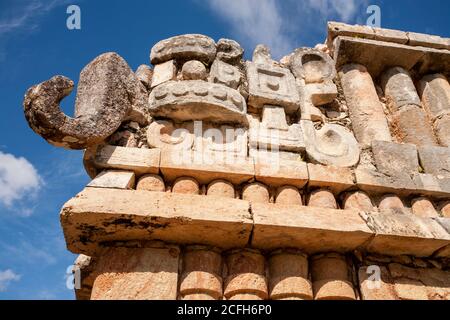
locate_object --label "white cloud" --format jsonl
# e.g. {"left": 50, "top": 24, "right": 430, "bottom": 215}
{"left": 204, "top": 0, "right": 368, "bottom": 58}
{"left": 0, "top": 0, "right": 71, "bottom": 36}
{"left": 0, "top": 269, "right": 21, "bottom": 292}
{"left": 0, "top": 151, "right": 42, "bottom": 209}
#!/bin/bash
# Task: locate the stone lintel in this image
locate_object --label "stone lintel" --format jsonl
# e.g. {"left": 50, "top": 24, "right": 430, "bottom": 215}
{"left": 251, "top": 203, "right": 373, "bottom": 254}
{"left": 61, "top": 187, "right": 253, "bottom": 255}
{"left": 334, "top": 36, "right": 450, "bottom": 78}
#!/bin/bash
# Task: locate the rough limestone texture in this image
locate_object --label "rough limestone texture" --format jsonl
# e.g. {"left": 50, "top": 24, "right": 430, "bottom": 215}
{"left": 90, "top": 247, "right": 179, "bottom": 300}
{"left": 339, "top": 64, "right": 392, "bottom": 146}
{"left": 150, "top": 34, "right": 216, "bottom": 65}
{"left": 22, "top": 23, "right": 450, "bottom": 301}
{"left": 23, "top": 52, "right": 148, "bottom": 149}
{"left": 149, "top": 80, "right": 248, "bottom": 125}
{"left": 359, "top": 263, "right": 450, "bottom": 300}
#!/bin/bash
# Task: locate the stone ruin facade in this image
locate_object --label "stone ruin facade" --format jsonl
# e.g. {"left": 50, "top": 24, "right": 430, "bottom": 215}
{"left": 23, "top": 22, "right": 450, "bottom": 300}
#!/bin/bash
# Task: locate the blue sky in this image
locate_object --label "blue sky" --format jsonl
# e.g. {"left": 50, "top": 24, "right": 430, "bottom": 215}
{"left": 0, "top": 0, "right": 449, "bottom": 300}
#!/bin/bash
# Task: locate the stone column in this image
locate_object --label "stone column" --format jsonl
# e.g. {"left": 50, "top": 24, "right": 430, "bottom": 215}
{"left": 343, "top": 191, "right": 374, "bottom": 211}
{"left": 224, "top": 249, "right": 268, "bottom": 300}
{"left": 339, "top": 64, "right": 392, "bottom": 146}
{"left": 179, "top": 246, "right": 223, "bottom": 300}
{"left": 90, "top": 245, "right": 180, "bottom": 300}
{"left": 381, "top": 67, "right": 437, "bottom": 146}
{"left": 339, "top": 64, "right": 392, "bottom": 147}
{"left": 419, "top": 74, "right": 450, "bottom": 147}
{"left": 411, "top": 197, "right": 438, "bottom": 218}
{"left": 308, "top": 189, "right": 337, "bottom": 209}
{"left": 268, "top": 250, "right": 313, "bottom": 300}
{"left": 310, "top": 253, "right": 356, "bottom": 300}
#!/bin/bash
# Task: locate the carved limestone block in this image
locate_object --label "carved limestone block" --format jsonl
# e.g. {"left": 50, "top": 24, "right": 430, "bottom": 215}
{"left": 209, "top": 59, "right": 241, "bottom": 89}
{"left": 301, "top": 120, "right": 360, "bottom": 167}
{"left": 246, "top": 61, "right": 300, "bottom": 114}
{"left": 151, "top": 60, "right": 177, "bottom": 88}
{"left": 150, "top": 34, "right": 217, "bottom": 65}
{"left": 193, "top": 123, "right": 248, "bottom": 158}
{"left": 289, "top": 48, "right": 336, "bottom": 84}
{"left": 248, "top": 113, "right": 305, "bottom": 153}
{"left": 23, "top": 52, "right": 148, "bottom": 150}
{"left": 216, "top": 38, "right": 244, "bottom": 65}
{"left": 148, "top": 80, "right": 248, "bottom": 125}
{"left": 289, "top": 48, "right": 338, "bottom": 120}
{"left": 146, "top": 120, "right": 194, "bottom": 152}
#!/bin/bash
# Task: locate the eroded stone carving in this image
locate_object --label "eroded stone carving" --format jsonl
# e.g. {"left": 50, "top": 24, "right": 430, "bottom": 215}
{"left": 150, "top": 34, "right": 217, "bottom": 65}
{"left": 149, "top": 80, "right": 248, "bottom": 125}
{"left": 23, "top": 52, "right": 148, "bottom": 149}
{"left": 146, "top": 120, "right": 194, "bottom": 151}
{"left": 216, "top": 38, "right": 244, "bottom": 64}
{"left": 247, "top": 61, "right": 300, "bottom": 114}
{"left": 209, "top": 59, "right": 241, "bottom": 89}
{"left": 301, "top": 120, "right": 360, "bottom": 167}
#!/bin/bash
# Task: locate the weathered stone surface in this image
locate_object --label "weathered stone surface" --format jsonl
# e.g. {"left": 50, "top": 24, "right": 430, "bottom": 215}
{"left": 343, "top": 191, "right": 374, "bottom": 211}
{"left": 308, "top": 189, "right": 337, "bottom": 209}
{"left": 434, "top": 115, "right": 450, "bottom": 147}
{"left": 149, "top": 80, "right": 248, "bottom": 125}
{"left": 408, "top": 32, "right": 450, "bottom": 50}
{"left": 181, "top": 60, "right": 207, "bottom": 80}
{"left": 359, "top": 266, "right": 397, "bottom": 300}
{"left": 224, "top": 250, "right": 268, "bottom": 300}
{"left": 251, "top": 204, "right": 373, "bottom": 253}
{"left": 88, "top": 170, "right": 135, "bottom": 189}
{"left": 378, "top": 194, "right": 405, "bottom": 211}
{"left": 254, "top": 157, "right": 308, "bottom": 188}
{"left": 380, "top": 67, "right": 422, "bottom": 110}
{"left": 194, "top": 123, "right": 248, "bottom": 157}
{"left": 304, "top": 81, "right": 338, "bottom": 107}
{"left": 151, "top": 60, "right": 177, "bottom": 88}
{"left": 135, "top": 64, "right": 153, "bottom": 89}
{"left": 150, "top": 34, "right": 216, "bottom": 65}
{"left": 307, "top": 163, "right": 355, "bottom": 194}
{"left": 441, "top": 202, "right": 450, "bottom": 218}
{"left": 269, "top": 251, "right": 313, "bottom": 300}
{"left": 418, "top": 74, "right": 450, "bottom": 122}
{"left": 61, "top": 188, "right": 253, "bottom": 255}
{"left": 393, "top": 106, "right": 438, "bottom": 146}
{"left": 418, "top": 145, "right": 450, "bottom": 177}
{"left": 160, "top": 150, "right": 254, "bottom": 185}
{"left": 83, "top": 144, "right": 160, "bottom": 179}
{"left": 242, "top": 183, "right": 270, "bottom": 203}
{"left": 327, "top": 22, "right": 375, "bottom": 48}
{"left": 339, "top": 63, "right": 392, "bottom": 146}
{"left": 23, "top": 53, "right": 148, "bottom": 149}
{"left": 246, "top": 61, "right": 300, "bottom": 114}
{"left": 146, "top": 120, "right": 194, "bottom": 152}
{"left": 373, "top": 27, "right": 409, "bottom": 45}
{"left": 372, "top": 141, "right": 419, "bottom": 176}
{"left": 136, "top": 174, "right": 165, "bottom": 192}
{"left": 334, "top": 36, "right": 449, "bottom": 78}
{"left": 209, "top": 59, "right": 241, "bottom": 89}
{"left": 361, "top": 211, "right": 450, "bottom": 257}
{"left": 216, "top": 38, "right": 244, "bottom": 64}
{"left": 355, "top": 168, "right": 417, "bottom": 195}
{"left": 172, "top": 177, "right": 200, "bottom": 195}
{"left": 289, "top": 48, "right": 336, "bottom": 83}
{"left": 90, "top": 247, "right": 179, "bottom": 300}
{"left": 206, "top": 180, "right": 235, "bottom": 198}
{"left": 301, "top": 120, "right": 360, "bottom": 167}
{"left": 411, "top": 197, "right": 439, "bottom": 218}
{"left": 252, "top": 44, "right": 274, "bottom": 65}
{"left": 180, "top": 246, "right": 223, "bottom": 300}
{"left": 74, "top": 254, "right": 96, "bottom": 300}
{"left": 248, "top": 112, "right": 305, "bottom": 153}
{"left": 275, "top": 186, "right": 303, "bottom": 206}
{"left": 311, "top": 253, "right": 356, "bottom": 300}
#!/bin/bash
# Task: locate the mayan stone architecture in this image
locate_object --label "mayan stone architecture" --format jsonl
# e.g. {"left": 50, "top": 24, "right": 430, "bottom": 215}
{"left": 23, "top": 22, "right": 450, "bottom": 300}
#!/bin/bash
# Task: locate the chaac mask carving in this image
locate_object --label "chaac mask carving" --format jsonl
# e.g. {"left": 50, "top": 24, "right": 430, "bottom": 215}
{"left": 23, "top": 34, "right": 360, "bottom": 168}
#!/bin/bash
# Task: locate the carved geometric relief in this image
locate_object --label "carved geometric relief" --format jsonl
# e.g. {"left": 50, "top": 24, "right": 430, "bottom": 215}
{"left": 246, "top": 62, "right": 300, "bottom": 114}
